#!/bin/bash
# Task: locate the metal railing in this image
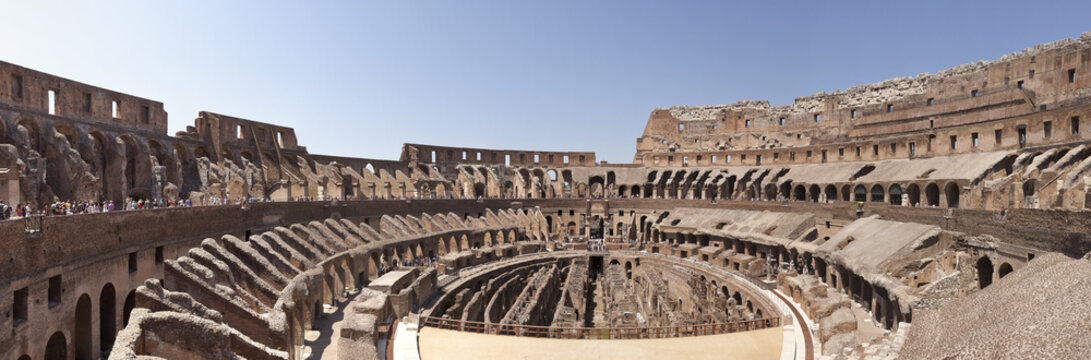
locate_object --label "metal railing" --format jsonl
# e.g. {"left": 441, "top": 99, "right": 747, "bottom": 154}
{"left": 420, "top": 316, "right": 779, "bottom": 339}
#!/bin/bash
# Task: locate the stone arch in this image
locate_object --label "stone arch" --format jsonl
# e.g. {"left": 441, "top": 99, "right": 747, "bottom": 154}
{"left": 118, "top": 134, "right": 149, "bottom": 199}
{"left": 906, "top": 183, "right": 921, "bottom": 206}
{"left": 76, "top": 293, "right": 93, "bottom": 360}
{"left": 808, "top": 184, "right": 820, "bottom": 202}
{"left": 193, "top": 145, "right": 211, "bottom": 159}
{"left": 853, "top": 185, "right": 867, "bottom": 202}
{"left": 631, "top": 185, "right": 641, "bottom": 197}
{"left": 870, "top": 184, "right": 884, "bottom": 202}
{"left": 998, "top": 262, "right": 1013, "bottom": 279}
{"left": 792, "top": 184, "right": 806, "bottom": 201}
{"left": 925, "top": 183, "right": 940, "bottom": 206}
{"left": 123, "top": 290, "right": 136, "bottom": 327}
{"left": 53, "top": 123, "right": 80, "bottom": 148}
{"left": 888, "top": 184, "right": 903, "bottom": 205}
{"left": 16, "top": 117, "right": 42, "bottom": 154}
{"left": 45, "top": 331, "right": 67, "bottom": 360}
{"left": 977, "top": 256, "right": 994, "bottom": 289}
{"left": 87, "top": 130, "right": 113, "bottom": 201}
{"left": 945, "top": 182, "right": 960, "bottom": 208}
{"left": 461, "top": 234, "right": 470, "bottom": 250}
{"left": 100, "top": 283, "right": 117, "bottom": 354}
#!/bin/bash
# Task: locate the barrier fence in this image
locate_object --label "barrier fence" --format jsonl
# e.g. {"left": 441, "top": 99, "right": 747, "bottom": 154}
{"left": 420, "top": 316, "right": 780, "bottom": 340}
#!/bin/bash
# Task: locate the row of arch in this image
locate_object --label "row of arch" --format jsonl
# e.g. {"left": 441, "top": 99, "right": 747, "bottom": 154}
{"left": 18, "top": 282, "right": 137, "bottom": 360}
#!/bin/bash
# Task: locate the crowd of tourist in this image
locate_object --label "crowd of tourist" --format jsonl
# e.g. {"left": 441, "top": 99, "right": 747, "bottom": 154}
{"left": 376, "top": 254, "right": 440, "bottom": 277}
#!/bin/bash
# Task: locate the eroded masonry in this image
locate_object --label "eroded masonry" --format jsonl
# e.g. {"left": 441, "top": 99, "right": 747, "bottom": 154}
{"left": 6, "top": 32, "right": 1091, "bottom": 360}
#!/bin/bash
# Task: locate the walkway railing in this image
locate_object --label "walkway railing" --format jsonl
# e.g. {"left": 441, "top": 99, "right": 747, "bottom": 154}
{"left": 420, "top": 316, "right": 780, "bottom": 339}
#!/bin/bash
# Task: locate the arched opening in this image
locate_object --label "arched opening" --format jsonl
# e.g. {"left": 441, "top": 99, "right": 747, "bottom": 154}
{"left": 945, "top": 182, "right": 960, "bottom": 208}
{"left": 870, "top": 184, "right": 885, "bottom": 202}
{"left": 76, "top": 294, "right": 93, "bottom": 360}
{"left": 808, "top": 185, "right": 820, "bottom": 202}
{"left": 906, "top": 184, "right": 921, "bottom": 206}
{"left": 888, "top": 184, "right": 903, "bottom": 205}
{"left": 792, "top": 185, "right": 806, "bottom": 201}
{"left": 841, "top": 185, "right": 852, "bottom": 202}
{"left": 631, "top": 185, "right": 641, "bottom": 198}
{"left": 566, "top": 221, "right": 577, "bottom": 237}
{"left": 977, "top": 256, "right": 994, "bottom": 289}
{"left": 853, "top": 185, "right": 867, "bottom": 202}
{"left": 625, "top": 261, "right": 633, "bottom": 279}
{"left": 823, "top": 185, "right": 838, "bottom": 202}
{"left": 100, "top": 284, "right": 117, "bottom": 355}
{"left": 45, "top": 331, "right": 68, "bottom": 360}
{"left": 998, "top": 263, "right": 1013, "bottom": 279}
{"left": 925, "top": 183, "right": 940, "bottom": 206}
{"left": 123, "top": 290, "right": 136, "bottom": 326}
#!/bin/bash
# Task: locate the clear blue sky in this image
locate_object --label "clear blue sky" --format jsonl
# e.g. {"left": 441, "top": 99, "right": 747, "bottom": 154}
{"left": 2, "top": 1, "right": 1089, "bottom": 163}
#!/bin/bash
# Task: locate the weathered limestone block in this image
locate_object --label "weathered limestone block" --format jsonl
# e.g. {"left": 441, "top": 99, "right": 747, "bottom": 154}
{"left": 819, "top": 307, "right": 857, "bottom": 342}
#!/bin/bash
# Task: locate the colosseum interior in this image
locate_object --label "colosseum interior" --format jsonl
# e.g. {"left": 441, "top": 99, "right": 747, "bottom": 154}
{"left": 4, "top": 31, "right": 1091, "bottom": 360}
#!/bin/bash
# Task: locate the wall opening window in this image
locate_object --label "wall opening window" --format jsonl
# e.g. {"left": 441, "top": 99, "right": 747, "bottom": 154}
{"left": 890, "top": 143, "right": 897, "bottom": 154}
{"left": 14, "top": 287, "right": 29, "bottom": 326}
{"left": 83, "top": 93, "right": 92, "bottom": 113}
{"left": 430, "top": 151, "right": 436, "bottom": 162}
{"left": 462, "top": 151, "right": 467, "bottom": 161}
{"left": 562, "top": 155, "right": 569, "bottom": 164}
{"left": 850, "top": 110, "right": 857, "bottom": 119}
{"left": 1068, "top": 69, "right": 1076, "bottom": 83}
{"left": 821, "top": 150, "right": 827, "bottom": 162}
{"left": 950, "top": 135, "right": 958, "bottom": 150}
{"left": 726, "top": 155, "right": 732, "bottom": 163}
{"left": 773, "top": 153, "right": 779, "bottom": 160}
{"left": 789, "top": 152, "right": 795, "bottom": 160}
{"left": 683, "top": 156, "right": 688, "bottom": 165}
{"left": 277, "top": 132, "right": 284, "bottom": 148}
{"left": 579, "top": 155, "right": 585, "bottom": 163}
{"left": 129, "top": 252, "right": 138, "bottom": 273}
{"left": 972, "top": 133, "right": 979, "bottom": 147}
{"left": 533, "top": 154, "right": 540, "bottom": 163}
{"left": 779, "top": 117, "right": 785, "bottom": 126}
{"left": 805, "top": 151, "right": 811, "bottom": 158}
{"left": 711, "top": 155, "right": 717, "bottom": 163}
{"left": 886, "top": 104, "right": 894, "bottom": 112}
{"left": 141, "top": 106, "right": 150, "bottom": 124}
{"left": 1017, "top": 80, "right": 1024, "bottom": 89}
{"left": 856, "top": 146, "right": 861, "bottom": 157}
{"left": 909, "top": 142, "right": 916, "bottom": 157}
{"left": 754, "top": 155, "right": 761, "bottom": 165}
{"left": 745, "top": 119, "right": 751, "bottom": 128}
{"left": 814, "top": 114, "right": 821, "bottom": 122}
{"left": 927, "top": 98, "right": 934, "bottom": 106}
{"left": 1029, "top": 70, "right": 1035, "bottom": 79}
{"left": 506, "top": 154, "right": 512, "bottom": 166}
{"left": 1044, "top": 121, "right": 1052, "bottom": 138}
{"left": 995, "top": 129, "right": 1002, "bottom": 144}
{"left": 971, "top": 90, "right": 979, "bottom": 97}
{"left": 678, "top": 123, "right": 685, "bottom": 131}
{"left": 48, "top": 90, "right": 57, "bottom": 115}
{"left": 48, "top": 275, "right": 62, "bottom": 307}
{"left": 236, "top": 125, "right": 242, "bottom": 139}
{"left": 838, "top": 148, "right": 844, "bottom": 156}
{"left": 872, "top": 145, "right": 879, "bottom": 156}
{"left": 11, "top": 75, "right": 23, "bottom": 98}
{"left": 112, "top": 101, "right": 120, "bottom": 118}
{"left": 1018, "top": 126, "right": 1027, "bottom": 147}
{"left": 930, "top": 119, "right": 934, "bottom": 129}
{"left": 155, "top": 246, "right": 164, "bottom": 264}
{"left": 476, "top": 152, "right": 481, "bottom": 161}
{"left": 1072, "top": 116, "right": 1080, "bottom": 135}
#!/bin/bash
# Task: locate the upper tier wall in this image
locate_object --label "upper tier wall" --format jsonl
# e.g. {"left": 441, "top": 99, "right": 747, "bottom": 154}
{"left": 635, "top": 32, "right": 1091, "bottom": 164}
{"left": 0, "top": 61, "right": 168, "bottom": 133}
